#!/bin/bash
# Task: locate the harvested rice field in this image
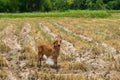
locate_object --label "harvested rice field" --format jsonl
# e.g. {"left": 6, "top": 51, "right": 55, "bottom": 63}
{"left": 0, "top": 17, "right": 120, "bottom": 80}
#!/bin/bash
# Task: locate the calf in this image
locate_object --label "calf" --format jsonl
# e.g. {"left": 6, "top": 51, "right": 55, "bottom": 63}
{"left": 37, "top": 38, "right": 62, "bottom": 68}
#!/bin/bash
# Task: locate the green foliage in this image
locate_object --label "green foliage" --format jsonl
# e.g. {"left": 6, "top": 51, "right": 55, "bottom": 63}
{"left": 19, "top": 0, "right": 40, "bottom": 12}
{"left": 108, "top": 10, "right": 120, "bottom": 13}
{"left": 0, "top": 10, "right": 111, "bottom": 18}
{"left": 71, "top": 0, "right": 87, "bottom": 9}
{"left": 39, "top": 0, "right": 52, "bottom": 11}
{"left": 85, "top": 0, "right": 94, "bottom": 10}
{"left": 0, "top": 0, "right": 120, "bottom": 12}
{"left": 107, "top": 0, "right": 120, "bottom": 10}
{"left": 107, "top": 1, "right": 116, "bottom": 9}
{"left": 95, "top": 0, "right": 105, "bottom": 10}
{"left": 52, "top": 0, "right": 69, "bottom": 10}
{"left": 0, "top": 0, "right": 9, "bottom": 12}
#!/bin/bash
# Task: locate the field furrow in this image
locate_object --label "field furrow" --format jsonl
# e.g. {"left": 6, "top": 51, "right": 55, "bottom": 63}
{"left": 51, "top": 18, "right": 120, "bottom": 50}
{"left": 0, "top": 18, "right": 120, "bottom": 80}
{"left": 39, "top": 23, "right": 80, "bottom": 61}
{"left": 53, "top": 22, "right": 118, "bottom": 55}
{"left": 40, "top": 19, "right": 92, "bottom": 51}
{"left": 38, "top": 22, "right": 120, "bottom": 80}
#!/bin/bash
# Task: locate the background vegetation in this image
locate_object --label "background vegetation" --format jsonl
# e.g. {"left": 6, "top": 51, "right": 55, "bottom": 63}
{"left": 0, "top": 0, "right": 120, "bottom": 13}
{"left": 0, "top": 10, "right": 111, "bottom": 18}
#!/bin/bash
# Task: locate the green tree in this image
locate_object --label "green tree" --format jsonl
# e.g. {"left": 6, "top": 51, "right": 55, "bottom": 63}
{"left": 0, "top": 0, "right": 120, "bottom": 12}
{"left": 0, "top": 0, "right": 9, "bottom": 12}
{"left": 95, "top": 0, "right": 105, "bottom": 10}
{"left": 39, "top": 0, "right": 52, "bottom": 12}
{"left": 51, "top": 0, "right": 69, "bottom": 10}
{"left": 9, "top": 0, "right": 20, "bottom": 12}
{"left": 71, "top": 0, "right": 87, "bottom": 9}
{"left": 107, "top": 0, "right": 120, "bottom": 9}
{"left": 85, "top": 0, "right": 94, "bottom": 9}
{"left": 114, "top": 0, "right": 120, "bottom": 9}
{"left": 19, "top": 0, "right": 40, "bottom": 12}
{"left": 107, "top": 1, "right": 116, "bottom": 9}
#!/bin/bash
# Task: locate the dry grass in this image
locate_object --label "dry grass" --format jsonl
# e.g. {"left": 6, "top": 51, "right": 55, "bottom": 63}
{"left": 19, "top": 45, "right": 37, "bottom": 60}
{"left": 34, "top": 17, "right": 120, "bottom": 51}
{"left": 67, "top": 62, "right": 88, "bottom": 71}
{"left": 0, "top": 54, "right": 8, "bottom": 68}
{"left": 0, "top": 69, "right": 8, "bottom": 80}
{"left": 39, "top": 20, "right": 91, "bottom": 51}
{"left": 37, "top": 73, "right": 88, "bottom": 80}
{"left": 0, "top": 17, "right": 120, "bottom": 80}
{"left": 50, "top": 18, "right": 120, "bottom": 50}
{"left": 0, "top": 41, "right": 10, "bottom": 53}
{"left": 60, "top": 53, "right": 75, "bottom": 61}
{"left": 92, "top": 46, "right": 102, "bottom": 56}
{"left": 109, "top": 55, "right": 120, "bottom": 71}
{"left": 19, "top": 45, "right": 37, "bottom": 68}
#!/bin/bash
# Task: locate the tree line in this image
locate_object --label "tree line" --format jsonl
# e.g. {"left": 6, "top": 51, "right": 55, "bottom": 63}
{"left": 0, "top": 0, "right": 120, "bottom": 12}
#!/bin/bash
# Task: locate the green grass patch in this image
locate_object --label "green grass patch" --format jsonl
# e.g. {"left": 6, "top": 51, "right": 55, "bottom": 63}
{"left": 106, "top": 10, "right": 120, "bottom": 18}
{"left": 0, "top": 10, "right": 111, "bottom": 18}
{"left": 107, "top": 10, "right": 120, "bottom": 13}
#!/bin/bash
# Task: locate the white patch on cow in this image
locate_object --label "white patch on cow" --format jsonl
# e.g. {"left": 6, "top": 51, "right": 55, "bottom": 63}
{"left": 46, "top": 57, "right": 54, "bottom": 65}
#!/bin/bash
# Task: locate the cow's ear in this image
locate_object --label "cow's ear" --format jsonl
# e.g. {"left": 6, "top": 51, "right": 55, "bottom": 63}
{"left": 53, "top": 40, "right": 57, "bottom": 44}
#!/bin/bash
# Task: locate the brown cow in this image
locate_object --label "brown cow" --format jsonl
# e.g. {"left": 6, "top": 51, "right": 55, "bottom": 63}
{"left": 37, "top": 38, "right": 62, "bottom": 68}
